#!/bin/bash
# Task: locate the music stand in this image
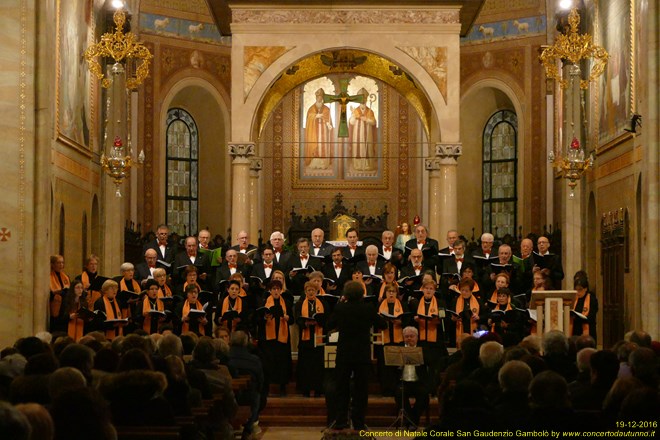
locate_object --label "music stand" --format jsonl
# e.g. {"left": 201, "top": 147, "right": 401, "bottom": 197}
{"left": 384, "top": 346, "right": 424, "bottom": 429}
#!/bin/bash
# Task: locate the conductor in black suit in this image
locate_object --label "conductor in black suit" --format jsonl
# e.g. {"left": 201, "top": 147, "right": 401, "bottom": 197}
{"left": 326, "top": 281, "right": 385, "bottom": 430}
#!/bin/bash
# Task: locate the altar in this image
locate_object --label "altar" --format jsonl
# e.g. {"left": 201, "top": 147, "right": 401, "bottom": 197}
{"left": 287, "top": 193, "right": 389, "bottom": 245}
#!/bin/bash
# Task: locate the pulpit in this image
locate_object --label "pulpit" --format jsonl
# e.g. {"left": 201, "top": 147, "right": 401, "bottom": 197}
{"left": 530, "top": 290, "right": 576, "bottom": 336}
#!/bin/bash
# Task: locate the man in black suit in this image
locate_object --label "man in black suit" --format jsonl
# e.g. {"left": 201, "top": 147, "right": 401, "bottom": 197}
{"left": 197, "top": 228, "right": 214, "bottom": 250}
{"left": 440, "top": 240, "right": 472, "bottom": 298}
{"left": 322, "top": 247, "right": 353, "bottom": 294}
{"left": 326, "top": 281, "right": 385, "bottom": 430}
{"left": 341, "top": 228, "right": 365, "bottom": 264}
{"left": 481, "top": 243, "right": 518, "bottom": 298}
{"left": 441, "top": 240, "right": 471, "bottom": 275}
{"left": 397, "top": 248, "right": 430, "bottom": 301}
{"left": 286, "top": 237, "right": 321, "bottom": 296}
{"left": 515, "top": 238, "right": 535, "bottom": 292}
{"left": 215, "top": 249, "right": 250, "bottom": 293}
{"left": 174, "top": 236, "right": 212, "bottom": 290}
{"left": 395, "top": 326, "right": 431, "bottom": 429}
{"left": 143, "top": 224, "right": 176, "bottom": 269}
{"left": 534, "top": 236, "right": 564, "bottom": 289}
{"left": 310, "top": 228, "right": 334, "bottom": 258}
{"left": 135, "top": 248, "right": 158, "bottom": 284}
{"left": 438, "top": 229, "right": 460, "bottom": 255}
{"left": 268, "top": 231, "right": 292, "bottom": 267}
{"left": 471, "top": 232, "right": 498, "bottom": 281}
{"left": 404, "top": 225, "right": 439, "bottom": 268}
{"left": 379, "top": 230, "right": 404, "bottom": 268}
{"left": 231, "top": 230, "right": 259, "bottom": 263}
{"left": 356, "top": 245, "right": 385, "bottom": 296}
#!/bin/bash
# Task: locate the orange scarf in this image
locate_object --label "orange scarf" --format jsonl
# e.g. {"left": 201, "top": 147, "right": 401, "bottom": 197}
{"left": 264, "top": 296, "right": 288, "bottom": 343}
{"left": 417, "top": 296, "right": 440, "bottom": 342}
{"left": 378, "top": 298, "right": 404, "bottom": 344}
{"left": 182, "top": 300, "right": 205, "bottom": 335}
{"left": 300, "top": 297, "right": 324, "bottom": 343}
{"left": 158, "top": 283, "right": 173, "bottom": 298}
{"left": 378, "top": 281, "right": 399, "bottom": 301}
{"left": 570, "top": 292, "right": 591, "bottom": 336}
{"left": 490, "top": 301, "right": 512, "bottom": 332}
{"left": 455, "top": 295, "right": 480, "bottom": 341}
{"left": 142, "top": 296, "right": 165, "bottom": 334}
{"left": 49, "top": 271, "right": 70, "bottom": 317}
{"left": 67, "top": 297, "right": 85, "bottom": 342}
{"left": 183, "top": 281, "right": 202, "bottom": 293}
{"left": 119, "top": 278, "right": 140, "bottom": 316}
{"left": 81, "top": 272, "right": 101, "bottom": 310}
{"left": 221, "top": 296, "right": 243, "bottom": 332}
{"left": 102, "top": 296, "right": 123, "bottom": 340}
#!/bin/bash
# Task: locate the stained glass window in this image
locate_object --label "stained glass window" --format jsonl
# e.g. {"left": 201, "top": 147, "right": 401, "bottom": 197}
{"left": 482, "top": 110, "right": 517, "bottom": 237}
{"left": 166, "top": 108, "right": 198, "bottom": 236}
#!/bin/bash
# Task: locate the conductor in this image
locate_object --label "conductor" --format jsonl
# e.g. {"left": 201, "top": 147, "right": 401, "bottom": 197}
{"left": 327, "top": 281, "right": 385, "bottom": 430}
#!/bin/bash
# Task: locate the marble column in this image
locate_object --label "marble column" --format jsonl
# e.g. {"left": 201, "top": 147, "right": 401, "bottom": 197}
{"left": 249, "top": 157, "right": 263, "bottom": 243}
{"left": 425, "top": 143, "right": 461, "bottom": 238}
{"left": 562, "top": 184, "right": 581, "bottom": 290}
{"left": 101, "top": 180, "right": 125, "bottom": 275}
{"left": 229, "top": 143, "right": 255, "bottom": 245}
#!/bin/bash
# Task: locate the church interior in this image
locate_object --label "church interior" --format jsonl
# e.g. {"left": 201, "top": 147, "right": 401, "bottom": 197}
{"left": 0, "top": 0, "right": 658, "bottom": 435}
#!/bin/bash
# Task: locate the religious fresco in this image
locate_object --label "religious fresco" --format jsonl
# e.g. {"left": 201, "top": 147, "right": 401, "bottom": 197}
{"left": 56, "top": 0, "right": 94, "bottom": 151}
{"left": 298, "top": 75, "right": 382, "bottom": 182}
{"left": 139, "top": 13, "right": 230, "bottom": 46}
{"left": 398, "top": 46, "right": 448, "bottom": 104}
{"left": 596, "top": 0, "right": 633, "bottom": 145}
{"left": 244, "top": 46, "right": 293, "bottom": 99}
{"left": 460, "top": 15, "right": 546, "bottom": 45}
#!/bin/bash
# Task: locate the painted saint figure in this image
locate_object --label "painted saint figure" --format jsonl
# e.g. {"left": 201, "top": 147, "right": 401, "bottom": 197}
{"left": 305, "top": 88, "right": 334, "bottom": 170}
{"left": 349, "top": 88, "right": 377, "bottom": 171}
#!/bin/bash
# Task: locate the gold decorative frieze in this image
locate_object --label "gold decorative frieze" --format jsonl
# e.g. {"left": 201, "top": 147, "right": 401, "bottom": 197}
{"left": 232, "top": 9, "right": 459, "bottom": 25}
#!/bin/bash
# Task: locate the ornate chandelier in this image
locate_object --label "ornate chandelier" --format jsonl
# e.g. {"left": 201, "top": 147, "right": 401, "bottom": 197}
{"left": 540, "top": 7, "right": 608, "bottom": 198}
{"left": 84, "top": 7, "right": 152, "bottom": 196}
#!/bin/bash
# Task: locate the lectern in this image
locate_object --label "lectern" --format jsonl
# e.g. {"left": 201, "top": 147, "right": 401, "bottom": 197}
{"left": 530, "top": 290, "right": 576, "bottom": 335}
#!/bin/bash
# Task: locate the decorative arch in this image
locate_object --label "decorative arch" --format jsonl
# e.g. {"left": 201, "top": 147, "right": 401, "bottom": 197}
{"left": 242, "top": 45, "right": 457, "bottom": 145}
{"left": 158, "top": 73, "right": 233, "bottom": 234}
{"left": 159, "top": 73, "right": 231, "bottom": 188}
{"left": 461, "top": 75, "right": 529, "bottom": 231}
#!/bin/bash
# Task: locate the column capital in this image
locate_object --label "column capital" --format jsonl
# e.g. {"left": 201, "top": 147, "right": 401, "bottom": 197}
{"left": 249, "top": 157, "right": 263, "bottom": 177}
{"left": 424, "top": 158, "right": 443, "bottom": 171}
{"left": 249, "top": 157, "right": 263, "bottom": 171}
{"left": 229, "top": 142, "right": 256, "bottom": 162}
{"left": 434, "top": 142, "right": 462, "bottom": 162}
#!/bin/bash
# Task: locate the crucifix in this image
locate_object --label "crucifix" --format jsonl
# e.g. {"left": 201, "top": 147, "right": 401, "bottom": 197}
{"left": 323, "top": 79, "right": 365, "bottom": 137}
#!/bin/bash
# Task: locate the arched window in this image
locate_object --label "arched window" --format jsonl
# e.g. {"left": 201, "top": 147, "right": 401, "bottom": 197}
{"left": 482, "top": 110, "right": 517, "bottom": 237}
{"left": 166, "top": 108, "right": 198, "bottom": 236}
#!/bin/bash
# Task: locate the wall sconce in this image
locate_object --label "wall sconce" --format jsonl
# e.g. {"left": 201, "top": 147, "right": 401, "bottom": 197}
{"left": 540, "top": 7, "right": 608, "bottom": 198}
{"left": 84, "top": 7, "right": 152, "bottom": 196}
